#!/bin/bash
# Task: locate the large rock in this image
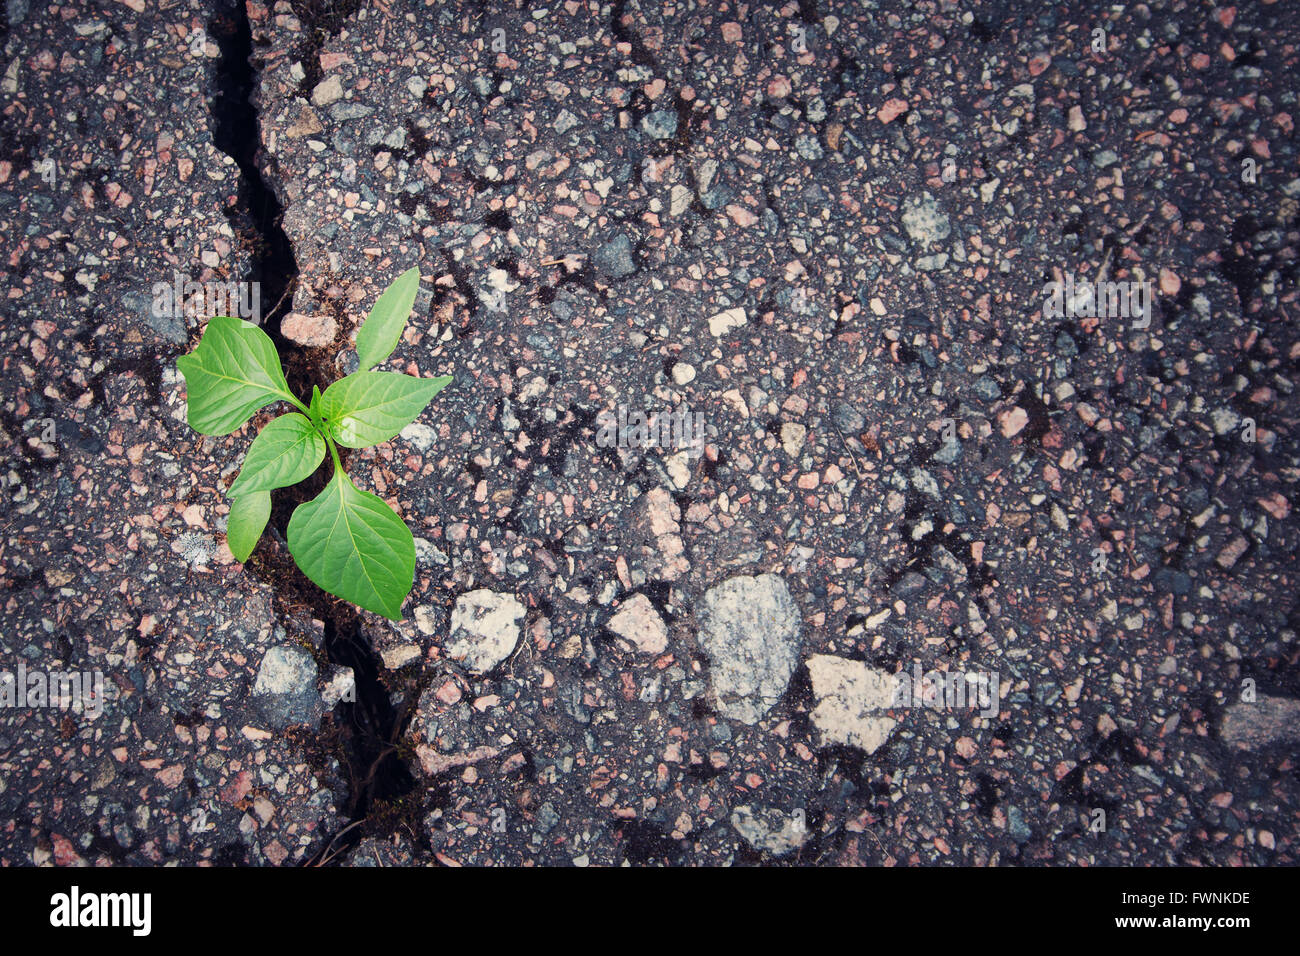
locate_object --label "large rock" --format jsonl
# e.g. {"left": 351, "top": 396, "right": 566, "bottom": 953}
{"left": 806, "top": 654, "right": 898, "bottom": 754}
{"left": 1220, "top": 695, "right": 1300, "bottom": 750}
{"left": 445, "top": 589, "right": 526, "bottom": 674}
{"left": 698, "top": 574, "right": 801, "bottom": 724}
{"left": 252, "top": 645, "right": 324, "bottom": 729}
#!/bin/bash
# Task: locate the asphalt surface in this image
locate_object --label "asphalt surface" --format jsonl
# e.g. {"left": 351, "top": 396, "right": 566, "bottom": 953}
{"left": 0, "top": 0, "right": 1297, "bottom": 866}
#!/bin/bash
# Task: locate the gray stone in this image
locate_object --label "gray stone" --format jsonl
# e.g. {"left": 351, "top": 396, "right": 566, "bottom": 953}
{"left": 1007, "top": 806, "right": 1032, "bottom": 843}
{"left": 973, "top": 375, "right": 1001, "bottom": 400}
{"left": 641, "top": 110, "right": 678, "bottom": 140}
{"left": 252, "top": 645, "right": 323, "bottom": 729}
{"left": 698, "top": 574, "right": 801, "bottom": 724}
{"left": 933, "top": 436, "right": 961, "bottom": 464}
{"left": 330, "top": 102, "right": 374, "bottom": 121}
{"left": 900, "top": 191, "right": 951, "bottom": 245}
{"left": 795, "top": 135, "right": 823, "bottom": 160}
{"left": 831, "top": 403, "right": 865, "bottom": 433}
{"left": 126, "top": 289, "right": 187, "bottom": 344}
{"left": 593, "top": 233, "right": 637, "bottom": 278}
{"left": 555, "top": 109, "right": 579, "bottom": 135}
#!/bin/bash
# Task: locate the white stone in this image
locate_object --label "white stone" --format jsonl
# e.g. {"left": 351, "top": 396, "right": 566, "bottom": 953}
{"left": 707, "top": 307, "right": 747, "bottom": 337}
{"left": 731, "top": 805, "right": 808, "bottom": 856}
{"left": 806, "top": 654, "right": 898, "bottom": 754}
{"left": 445, "top": 589, "right": 526, "bottom": 674}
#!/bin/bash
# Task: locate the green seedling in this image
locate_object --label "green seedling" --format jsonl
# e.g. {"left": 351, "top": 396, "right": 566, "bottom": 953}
{"left": 177, "top": 267, "right": 450, "bottom": 620}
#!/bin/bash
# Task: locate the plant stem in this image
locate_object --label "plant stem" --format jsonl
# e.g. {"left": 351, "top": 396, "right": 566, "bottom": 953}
{"left": 283, "top": 391, "right": 312, "bottom": 416}
{"left": 325, "top": 434, "right": 344, "bottom": 474}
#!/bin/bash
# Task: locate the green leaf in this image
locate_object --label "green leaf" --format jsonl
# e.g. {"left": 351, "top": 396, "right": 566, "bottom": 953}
{"left": 227, "top": 490, "right": 271, "bottom": 563}
{"left": 308, "top": 385, "right": 324, "bottom": 429}
{"left": 319, "top": 371, "right": 452, "bottom": 448}
{"left": 227, "top": 413, "right": 327, "bottom": 497}
{"left": 286, "top": 470, "right": 415, "bottom": 620}
{"left": 355, "top": 266, "right": 421, "bottom": 371}
{"left": 176, "top": 315, "right": 294, "bottom": 435}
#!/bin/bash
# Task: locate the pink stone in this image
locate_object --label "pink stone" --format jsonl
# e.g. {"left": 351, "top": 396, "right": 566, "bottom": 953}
{"left": 878, "top": 98, "right": 909, "bottom": 124}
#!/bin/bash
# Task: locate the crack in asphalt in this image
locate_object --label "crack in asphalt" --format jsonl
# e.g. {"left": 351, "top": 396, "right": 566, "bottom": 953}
{"left": 207, "top": 0, "right": 418, "bottom": 864}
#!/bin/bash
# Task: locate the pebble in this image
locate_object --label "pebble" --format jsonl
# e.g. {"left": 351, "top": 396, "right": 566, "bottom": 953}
{"left": 606, "top": 593, "right": 669, "bottom": 654}
{"left": 641, "top": 110, "right": 678, "bottom": 140}
{"left": 281, "top": 311, "right": 337, "bottom": 347}
{"left": 999, "top": 407, "right": 1029, "bottom": 438}
{"left": 731, "top": 805, "right": 808, "bottom": 856}
{"left": 707, "top": 307, "right": 747, "bottom": 337}
{"left": 900, "top": 192, "right": 950, "bottom": 244}
{"left": 593, "top": 233, "right": 637, "bottom": 278}
{"left": 310, "top": 76, "right": 344, "bottom": 107}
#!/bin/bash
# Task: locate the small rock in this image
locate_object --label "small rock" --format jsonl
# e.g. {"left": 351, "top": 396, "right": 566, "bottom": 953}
{"left": 999, "top": 406, "right": 1029, "bottom": 438}
{"left": 780, "top": 422, "right": 806, "bottom": 456}
{"left": 794, "top": 135, "right": 822, "bottom": 160}
{"left": 606, "top": 593, "right": 669, "bottom": 654}
{"left": 900, "top": 191, "right": 950, "bottom": 245}
{"left": 400, "top": 422, "right": 437, "bottom": 452}
{"left": 1159, "top": 267, "right": 1181, "bottom": 295}
{"left": 1216, "top": 535, "right": 1249, "bottom": 569}
{"left": 671, "top": 362, "right": 696, "bottom": 385}
{"left": 1007, "top": 807, "right": 1032, "bottom": 843}
{"left": 641, "top": 110, "right": 678, "bottom": 140}
{"left": 445, "top": 590, "right": 526, "bottom": 674}
{"left": 252, "top": 645, "right": 323, "bottom": 729}
{"left": 310, "top": 75, "right": 344, "bottom": 107}
{"left": 669, "top": 184, "right": 693, "bottom": 216}
{"left": 877, "top": 98, "right": 909, "bottom": 124}
{"left": 593, "top": 233, "right": 637, "bottom": 278}
{"left": 555, "top": 109, "right": 579, "bottom": 135}
{"left": 707, "top": 307, "right": 747, "bottom": 337}
{"left": 1221, "top": 695, "right": 1300, "bottom": 749}
{"left": 731, "top": 805, "right": 808, "bottom": 856}
{"left": 322, "top": 666, "right": 356, "bottom": 706}
{"left": 832, "top": 403, "right": 865, "bottom": 433}
{"left": 281, "top": 311, "right": 337, "bottom": 347}
{"left": 1210, "top": 408, "right": 1240, "bottom": 435}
